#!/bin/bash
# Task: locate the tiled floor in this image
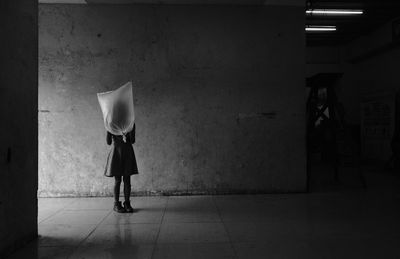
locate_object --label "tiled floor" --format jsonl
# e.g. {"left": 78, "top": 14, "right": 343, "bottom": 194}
{"left": 7, "top": 191, "right": 400, "bottom": 259}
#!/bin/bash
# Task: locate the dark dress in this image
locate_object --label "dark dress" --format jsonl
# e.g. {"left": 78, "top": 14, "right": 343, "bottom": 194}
{"left": 104, "top": 125, "right": 139, "bottom": 177}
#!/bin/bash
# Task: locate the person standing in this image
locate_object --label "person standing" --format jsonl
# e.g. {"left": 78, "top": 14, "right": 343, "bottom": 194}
{"left": 105, "top": 124, "right": 138, "bottom": 213}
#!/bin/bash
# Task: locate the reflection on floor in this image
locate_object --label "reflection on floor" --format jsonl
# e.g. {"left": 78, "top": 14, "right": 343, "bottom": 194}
{"left": 7, "top": 186, "right": 400, "bottom": 259}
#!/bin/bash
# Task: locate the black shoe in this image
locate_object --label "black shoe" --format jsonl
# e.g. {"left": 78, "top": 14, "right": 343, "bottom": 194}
{"left": 113, "top": 201, "right": 126, "bottom": 213}
{"left": 124, "top": 201, "right": 134, "bottom": 213}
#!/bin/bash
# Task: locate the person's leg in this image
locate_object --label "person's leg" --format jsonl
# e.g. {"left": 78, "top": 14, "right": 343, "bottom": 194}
{"left": 123, "top": 175, "right": 133, "bottom": 212}
{"left": 113, "top": 176, "right": 125, "bottom": 213}
{"left": 123, "top": 175, "right": 131, "bottom": 201}
{"left": 114, "top": 175, "right": 122, "bottom": 202}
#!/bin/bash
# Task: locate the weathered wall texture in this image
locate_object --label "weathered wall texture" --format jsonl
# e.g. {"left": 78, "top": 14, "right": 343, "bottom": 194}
{"left": 0, "top": 0, "right": 38, "bottom": 256}
{"left": 39, "top": 4, "right": 306, "bottom": 197}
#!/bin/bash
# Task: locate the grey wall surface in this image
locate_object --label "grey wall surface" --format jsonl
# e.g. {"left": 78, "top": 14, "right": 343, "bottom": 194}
{"left": 39, "top": 4, "right": 306, "bottom": 197}
{"left": 0, "top": 0, "right": 38, "bottom": 256}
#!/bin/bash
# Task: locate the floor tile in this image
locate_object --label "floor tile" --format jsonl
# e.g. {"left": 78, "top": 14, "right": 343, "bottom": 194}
{"left": 234, "top": 239, "right": 310, "bottom": 259}
{"left": 162, "top": 211, "right": 221, "bottom": 223}
{"left": 38, "top": 224, "right": 96, "bottom": 246}
{"left": 38, "top": 209, "right": 60, "bottom": 223}
{"left": 64, "top": 197, "right": 114, "bottom": 210}
{"left": 307, "top": 236, "right": 400, "bottom": 259}
{"left": 102, "top": 208, "right": 164, "bottom": 224}
{"left": 157, "top": 223, "right": 229, "bottom": 243}
{"left": 163, "top": 196, "right": 220, "bottom": 223}
{"left": 7, "top": 244, "right": 72, "bottom": 259}
{"left": 358, "top": 218, "right": 400, "bottom": 238}
{"left": 132, "top": 196, "right": 169, "bottom": 208}
{"left": 83, "top": 223, "right": 160, "bottom": 246}
{"left": 38, "top": 198, "right": 77, "bottom": 223}
{"left": 166, "top": 196, "right": 216, "bottom": 210}
{"left": 215, "top": 195, "right": 308, "bottom": 222}
{"left": 225, "top": 219, "right": 308, "bottom": 243}
{"left": 40, "top": 210, "right": 110, "bottom": 225}
{"left": 69, "top": 244, "right": 154, "bottom": 259}
{"left": 10, "top": 191, "right": 400, "bottom": 259}
{"left": 307, "top": 217, "right": 364, "bottom": 238}
{"left": 38, "top": 198, "right": 76, "bottom": 210}
{"left": 152, "top": 243, "right": 235, "bottom": 259}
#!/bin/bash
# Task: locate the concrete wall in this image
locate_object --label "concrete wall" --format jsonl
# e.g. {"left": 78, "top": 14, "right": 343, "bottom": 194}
{"left": 38, "top": 4, "right": 306, "bottom": 197}
{"left": 0, "top": 0, "right": 38, "bottom": 257}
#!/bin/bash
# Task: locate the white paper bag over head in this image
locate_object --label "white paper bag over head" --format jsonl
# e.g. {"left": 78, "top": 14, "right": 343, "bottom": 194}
{"left": 97, "top": 81, "right": 135, "bottom": 137}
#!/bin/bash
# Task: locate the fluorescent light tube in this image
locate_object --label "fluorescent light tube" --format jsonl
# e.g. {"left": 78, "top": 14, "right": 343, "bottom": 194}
{"left": 306, "top": 9, "right": 363, "bottom": 15}
{"left": 305, "top": 26, "right": 337, "bottom": 32}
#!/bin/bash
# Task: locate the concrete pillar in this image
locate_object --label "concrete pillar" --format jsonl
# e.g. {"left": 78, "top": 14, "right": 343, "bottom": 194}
{"left": 0, "top": 0, "right": 38, "bottom": 257}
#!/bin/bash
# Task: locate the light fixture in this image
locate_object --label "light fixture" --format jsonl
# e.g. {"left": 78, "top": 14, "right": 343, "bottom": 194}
{"left": 306, "top": 9, "right": 363, "bottom": 15}
{"left": 305, "top": 25, "right": 337, "bottom": 32}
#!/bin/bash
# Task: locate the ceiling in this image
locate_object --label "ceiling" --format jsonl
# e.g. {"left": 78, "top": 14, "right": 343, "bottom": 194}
{"left": 306, "top": 0, "right": 400, "bottom": 46}
{"left": 38, "top": 0, "right": 303, "bottom": 5}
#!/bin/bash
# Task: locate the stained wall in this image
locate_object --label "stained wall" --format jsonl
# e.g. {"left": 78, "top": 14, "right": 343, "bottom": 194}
{"left": 39, "top": 4, "right": 306, "bottom": 196}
